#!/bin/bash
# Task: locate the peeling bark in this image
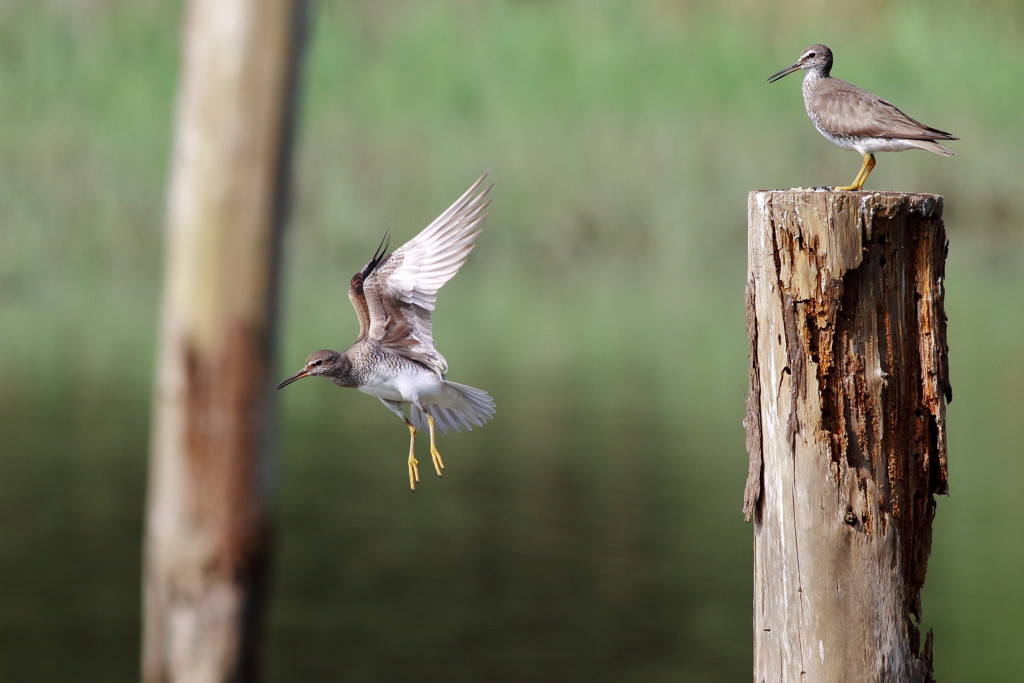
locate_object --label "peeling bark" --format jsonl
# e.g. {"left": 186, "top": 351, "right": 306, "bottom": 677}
{"left": 745, "top": 190, "right": 950, "bottom": 682}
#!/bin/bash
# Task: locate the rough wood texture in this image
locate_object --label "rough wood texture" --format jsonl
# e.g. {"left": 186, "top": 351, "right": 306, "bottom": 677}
{"left": 744, "top": 190, "right": 950, "bottom": 682}
{"left": 143, "top": 1, "right": 306, "bottom": 680}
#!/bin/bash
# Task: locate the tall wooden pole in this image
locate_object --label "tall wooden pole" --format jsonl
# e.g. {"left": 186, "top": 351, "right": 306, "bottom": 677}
{"left": 143, "top": 1, "right": 306, "bottom": 680}
{"left": 744, "top": 191, "right": 951, "bottom": 682}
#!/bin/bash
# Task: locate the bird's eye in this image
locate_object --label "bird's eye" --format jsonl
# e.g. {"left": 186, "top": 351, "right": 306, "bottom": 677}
{"left": 807, "top": 52, "right": 816, "bottom": 58}
{"left": 313, "top": 359, "right": 323, "bottom": 367}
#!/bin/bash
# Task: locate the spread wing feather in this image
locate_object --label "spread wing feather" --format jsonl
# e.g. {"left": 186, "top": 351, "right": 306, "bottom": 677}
{"left": 348, "top": 234, "right": 389, "bottom": 342}
{"left": 357, "top": 173, "right": 491, "bottom": 376}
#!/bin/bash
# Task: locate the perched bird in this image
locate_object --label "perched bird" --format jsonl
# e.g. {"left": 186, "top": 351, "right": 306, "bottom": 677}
{"left": 768, "top": 44, "right": 957, "bottom": 191}
{"left": 277, "top": 174, "right": 495, "bottom": 490}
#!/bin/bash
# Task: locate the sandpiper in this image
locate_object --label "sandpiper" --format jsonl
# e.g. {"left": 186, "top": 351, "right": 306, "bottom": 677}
{"left": 768, "top": 44, "right": 957, "bottom": 191}
{"left": 277, "top": 174, "right": 495, "bottom": 490}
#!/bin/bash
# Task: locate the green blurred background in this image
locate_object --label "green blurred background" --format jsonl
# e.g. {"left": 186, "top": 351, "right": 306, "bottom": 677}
{"left": 2, "top": 0, "right": 1023, "bottom": 680}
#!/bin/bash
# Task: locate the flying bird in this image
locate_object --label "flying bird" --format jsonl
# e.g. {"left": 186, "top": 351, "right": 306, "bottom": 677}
{"left": 768, "top": 44, "right": 957, "bottom": 191}
{"left": 277, "top": 174, "right": 495, "bottom": 490}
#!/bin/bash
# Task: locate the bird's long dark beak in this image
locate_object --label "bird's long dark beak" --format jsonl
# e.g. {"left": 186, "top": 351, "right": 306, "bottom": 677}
{"left": 276, "top": 367, "right": 310, "bottom": 390}
{"left": 767, "top": 62, "right": 801, "bottom": 83}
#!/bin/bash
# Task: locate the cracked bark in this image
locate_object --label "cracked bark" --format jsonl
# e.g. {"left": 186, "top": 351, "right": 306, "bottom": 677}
{"left": 744, "top": 191, "right": 950, "bottom": 682}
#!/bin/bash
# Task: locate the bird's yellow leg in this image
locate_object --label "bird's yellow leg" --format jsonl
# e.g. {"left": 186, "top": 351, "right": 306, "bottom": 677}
{"left": 427, "top": 414, "right": 444, "bottom": 477}
{"left": 836, "top": 153, "right": 875, "bottom": 191}
{"left": 406, "top": 422, "right": 419, "bottom": 491}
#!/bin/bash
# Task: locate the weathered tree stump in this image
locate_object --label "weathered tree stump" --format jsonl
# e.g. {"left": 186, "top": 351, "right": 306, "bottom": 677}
{"left": 143, "top": 1, "right": 307, "bottom": 680}
{"left": 744, "top": 190, "right": 951, "bottom": 682}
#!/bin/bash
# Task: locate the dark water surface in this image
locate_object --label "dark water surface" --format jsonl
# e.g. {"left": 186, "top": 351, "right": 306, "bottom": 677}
{"left": 0, "top": 374, "right": 752, "bottom": 681}
{"left": 3, "top": 313, "right": 1022, "bottom": 681}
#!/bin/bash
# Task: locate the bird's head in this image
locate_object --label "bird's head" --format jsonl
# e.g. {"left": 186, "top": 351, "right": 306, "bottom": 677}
{"left": 768, "top": 44, "right": 833, "bottom": 83}
{"left": 276, "top": 349, "right": 348, "bottom": 389}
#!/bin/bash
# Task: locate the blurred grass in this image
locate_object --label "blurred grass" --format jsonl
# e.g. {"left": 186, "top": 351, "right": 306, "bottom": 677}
{"left": 1, "top": 0, "right": 1023, "bottom": 680}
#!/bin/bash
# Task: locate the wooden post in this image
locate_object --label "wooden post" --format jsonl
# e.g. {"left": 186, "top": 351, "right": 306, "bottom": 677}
{"left": 743, "top": 190, "right": 951, "bottom": 682}
{"left": 143, "top": 0, "right": 306, "bottom": 680}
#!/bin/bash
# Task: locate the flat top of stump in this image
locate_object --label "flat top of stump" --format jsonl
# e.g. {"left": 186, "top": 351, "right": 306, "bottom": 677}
{"left": 749, "top": 189, "right": 945, "bottom": 218}
{"left": 753, "top": 188, "right": 943, "bottom": 201}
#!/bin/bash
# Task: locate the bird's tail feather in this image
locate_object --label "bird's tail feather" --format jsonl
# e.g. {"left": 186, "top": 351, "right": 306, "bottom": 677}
{"left": 909, "top": 139, "right": 955, "bottom": 156}
{"left": 411, "top": 381, "right": 495, "bottom": 433}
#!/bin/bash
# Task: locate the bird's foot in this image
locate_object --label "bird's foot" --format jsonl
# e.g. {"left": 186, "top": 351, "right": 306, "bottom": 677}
{"left": 835, "top": 153, "right": 873, "bottom": 191}
{"left": 430, "top": 445, "right": 444, "bottom": 478}
{"left": 426, "top": 414, "right": 444, "bottom": 477}
{"left": 408, "top": 454, "right": 420, "bottom": 491}
{"left": 406, "top": 421, "right": 419, "bottom": 491}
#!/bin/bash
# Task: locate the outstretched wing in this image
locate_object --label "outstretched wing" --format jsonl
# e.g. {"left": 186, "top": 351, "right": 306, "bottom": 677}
{"left": 348, "top": 234, "right": 389, "bottom": 342}
{"left": 362, "top": 173, "right": 491, "bottom": 375}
